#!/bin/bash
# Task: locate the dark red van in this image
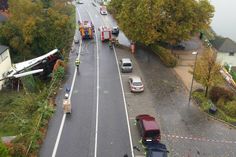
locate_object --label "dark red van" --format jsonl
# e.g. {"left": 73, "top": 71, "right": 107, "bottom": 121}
{"left": 136, "top": 114, "right": 161, "bottom": 145}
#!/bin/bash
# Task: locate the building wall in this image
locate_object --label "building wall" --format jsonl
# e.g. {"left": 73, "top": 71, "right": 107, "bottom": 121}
{"left": 217, "top": 51, "right": 236, "bottom": 67}
{"left": 0, "top": 49, "right": 11, "bottom": 89}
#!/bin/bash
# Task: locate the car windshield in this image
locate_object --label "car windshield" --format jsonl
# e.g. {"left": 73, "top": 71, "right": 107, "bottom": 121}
{"left": 133, "top": 81, "right": 142, "bottom": 86}
{"left": 123, "top": 63, "right": 131, "bottom": 66}
{"left": 146, "top": 130, "right": 159, "bottom": 138}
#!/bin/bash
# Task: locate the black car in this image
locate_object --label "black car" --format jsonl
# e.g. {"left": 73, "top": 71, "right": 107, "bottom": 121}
{"left": 112, "top": 26, "right": 119, "bottom": 35}
{"left": 145, "top": 143, "right": 168, "bottom": 157}
{"left": 172, "top": 43, "right": 185, "bottom": 50}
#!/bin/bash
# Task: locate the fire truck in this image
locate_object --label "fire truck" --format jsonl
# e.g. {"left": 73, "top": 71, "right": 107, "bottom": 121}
{"left": 79, "top": 21, "right": 94, "bottom": 39}
{"left": 98, "top": 26, "right": 112, "bottom": 42}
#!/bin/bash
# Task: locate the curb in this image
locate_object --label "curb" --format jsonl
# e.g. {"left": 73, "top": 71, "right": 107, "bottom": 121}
{"left": 193, "top": 99, "right": 236, "bottom": 129}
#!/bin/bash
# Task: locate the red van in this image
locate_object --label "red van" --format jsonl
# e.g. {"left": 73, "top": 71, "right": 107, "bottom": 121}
{"left": 136, "top": 114, "right": 161, "bottom": 145}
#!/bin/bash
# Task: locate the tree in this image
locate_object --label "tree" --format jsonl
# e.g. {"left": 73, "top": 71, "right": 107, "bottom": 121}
{"left": 110, "top": 0, "right": 214, "bottom": 46}
{"left": 0, "top": 0, "right": 74, "bottom": 62}
{"left": 107, "top": 0, "right": 123, "bottom": 16}
{"left": 116, "top": 0, "right": 140, "bottom": 42}
{"left": 194, "top": 48, "right": 223, "bottom": 97}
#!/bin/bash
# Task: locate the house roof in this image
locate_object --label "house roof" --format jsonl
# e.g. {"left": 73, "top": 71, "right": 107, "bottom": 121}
{"left": 210, "top": 37, "right": 236, "bottom": 53}
{"left": 0, "top": 45, "right": 8, "bottom": 55}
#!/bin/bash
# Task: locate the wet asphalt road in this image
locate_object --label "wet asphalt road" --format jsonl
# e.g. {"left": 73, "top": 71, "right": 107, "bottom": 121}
{"left": 40, "top": 1, "right": 236, "bottom": 157}
{"left": 40, "top": 1, "right": 132, "bottom": 157}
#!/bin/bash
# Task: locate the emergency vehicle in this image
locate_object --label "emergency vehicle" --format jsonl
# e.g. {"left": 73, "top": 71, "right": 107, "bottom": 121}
{"left": 100, "top": 5, "right": 107, "bottom": 15}
{"left": 79, "top": 21, "right": 94, "bottom": 39}
{"left": 98, "top": 26, "right": 112, "bottom": 41}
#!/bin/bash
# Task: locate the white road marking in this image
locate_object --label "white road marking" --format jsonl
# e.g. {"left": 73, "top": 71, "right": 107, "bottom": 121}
{"left": 113, "top": 47, "right": 134, "bottom": 157}
{"left": 92, "top": 4, "right": 134, "bottom": 157}
{"left": 84, "top": 8, "right": 100, "bottom": 157}
{"left": 76, "top": 8, "right": 82, "bottom": 22}
{"left": 52, "top": 114, "right": 66, "bottom": 157}
{"left": 51, "top": 8, "right": 83, "bottom": 157}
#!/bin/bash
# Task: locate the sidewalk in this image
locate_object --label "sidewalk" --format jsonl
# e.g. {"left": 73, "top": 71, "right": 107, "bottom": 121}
{"left": 173, "top": 36, "right": 204, "bottom": 92}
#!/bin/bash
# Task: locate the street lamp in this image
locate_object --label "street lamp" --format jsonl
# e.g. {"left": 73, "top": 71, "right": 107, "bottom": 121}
{"left": 188, "top": 51, "right": 198, "bottom": 107}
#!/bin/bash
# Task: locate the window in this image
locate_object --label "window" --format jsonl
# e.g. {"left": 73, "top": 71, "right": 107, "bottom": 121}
{"left": 229, "top": 52, "right": 235, "bottom": 56}
{"left": 1, "top": 50, "right": 8, "bottom": 61}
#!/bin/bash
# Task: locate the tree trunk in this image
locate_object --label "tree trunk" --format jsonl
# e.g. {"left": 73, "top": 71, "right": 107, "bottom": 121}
{"left": 205, "top": 86, "right": 208, "bottom": 97}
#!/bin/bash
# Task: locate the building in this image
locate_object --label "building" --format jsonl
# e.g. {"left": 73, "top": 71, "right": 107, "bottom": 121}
{"left": 0, "top": 45, "right": 12, "bottom": 90}
{"left": 210, "top": 37, "right": 236, "bottom": 69}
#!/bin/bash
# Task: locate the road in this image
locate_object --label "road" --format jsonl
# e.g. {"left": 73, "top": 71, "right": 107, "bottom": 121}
{"left": 40, "top": 1, "right": 132, "bottom": 157}
{"left": 40, "top": 1, "right": 236, "bottom": 157}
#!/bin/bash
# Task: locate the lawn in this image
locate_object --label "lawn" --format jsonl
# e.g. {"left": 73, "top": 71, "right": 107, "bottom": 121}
{"left": 193, "top": 91, "right": 236, "bottom": 125}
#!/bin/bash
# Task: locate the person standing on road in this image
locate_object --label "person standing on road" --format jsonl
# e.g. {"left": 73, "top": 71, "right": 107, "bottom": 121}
{"left": 75, "top": 58, "right": 80, "bottom": 70}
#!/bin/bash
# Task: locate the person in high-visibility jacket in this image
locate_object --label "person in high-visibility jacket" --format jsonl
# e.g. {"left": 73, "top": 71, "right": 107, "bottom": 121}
{"left": 75, "top": 58, "right": 80, "bottom": 67}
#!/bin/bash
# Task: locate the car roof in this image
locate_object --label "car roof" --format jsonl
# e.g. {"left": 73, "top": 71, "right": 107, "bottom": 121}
{"left": 138, "top": 115, "right": 159, "bottom": 131}
{"left": 130, "top": 76, "right": 142, "bottom": 82}
{"left": 146, "top": 143, "right": 167, "bottom": 150}
{"left": 143, "top": 119, "right": 159, "bottom": 131}
{"left": 121, "top": 58, "right": 132, "bottom": 63}
{"left": 147, "top": 143, "right": 168, "bottom": 157}
{"left": 150, "top": 151, "right": 167, "bottom": 157}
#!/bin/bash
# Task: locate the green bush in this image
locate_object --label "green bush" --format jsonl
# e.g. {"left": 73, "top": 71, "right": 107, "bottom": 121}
{"left": 209, "top": 86, "right": 234, "bottom": 103}
{"left": 8, "top": 142, "right": 26, "bottom": 157}
{"left": 230, "top": 71, "right": 236, "bottom": 81}
{"left": 192, "top": 91, "right": 208, "bottom": 105}
{"left": 150, "top": 44, "right": 177, "bottom": 67}
{"left": 0, "top": 141, "right": 9, "bottom": 157}
{"left": 222, "top": 101, "right": 236, "bottom": 117}
{"left": 217, "top": 97, "right": 226, "bottom": 109}
{"left": 53, "top": 66, "right": 65, "bottom": 81}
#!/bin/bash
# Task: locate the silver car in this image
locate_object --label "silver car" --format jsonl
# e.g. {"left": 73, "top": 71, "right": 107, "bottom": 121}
{"left": 120, "top": 58, "right": 133, "bottom": 73}
{"left": 128, "top": 76, "right": 144, "bottom": 92}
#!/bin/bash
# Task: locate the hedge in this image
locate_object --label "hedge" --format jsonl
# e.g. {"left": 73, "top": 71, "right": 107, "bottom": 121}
{"left": 150, "top": 44, "right": 177, "bottom": 67}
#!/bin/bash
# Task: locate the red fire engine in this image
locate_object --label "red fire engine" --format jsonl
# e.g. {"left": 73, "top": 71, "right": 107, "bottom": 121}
{"left": 79, "top": 21, "right": 94, "bottom": 39}
{"left": 98, "top": 26, "right": 112, "bottom": 42}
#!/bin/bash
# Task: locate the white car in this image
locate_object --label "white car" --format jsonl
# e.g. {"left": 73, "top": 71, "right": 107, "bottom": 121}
{"left": 128, "top": 76, "right": 144, "bottom": 92}
{"left": 100, "top": 10, "right": 107, "bottom": 15}
{"left": 120, "top": 58, "right": 133, "bottom": 73}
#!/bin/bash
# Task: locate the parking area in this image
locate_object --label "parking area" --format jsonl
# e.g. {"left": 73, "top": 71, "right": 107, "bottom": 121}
{"left": 115, "top": 47, "right": 167, "bottom": 156}
{"left": 115, "top": 41, "right": 236, "bottom": 157}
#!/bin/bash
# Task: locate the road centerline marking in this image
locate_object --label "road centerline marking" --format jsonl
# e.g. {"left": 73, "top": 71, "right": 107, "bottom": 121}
{"left": 84, "top": 7, "right": 99, "bottom": 157}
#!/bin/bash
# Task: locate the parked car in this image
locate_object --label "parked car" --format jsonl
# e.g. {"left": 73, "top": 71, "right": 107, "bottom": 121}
{"left": 172, "top": 43, "right": 185, "bottom": 50}
{"left": 157, "top": 41, "right": 185, "bottom": 50}
{"left": 112, "top": 26, "right": 119, "bottom": 35}
{"left": 100, "top": 6, "right": 107, "bottom": 15}
{"left": 136, "top": 114, "right": 161, "bottom": 145}
{"left": 129, "top": 76, "right": 144, "bottom": 92}
{"left": 120, "top": 58, "right": 133, "bottom": 73}
{"left": 145, "top": 143, "right": 168, "bottom": 157}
